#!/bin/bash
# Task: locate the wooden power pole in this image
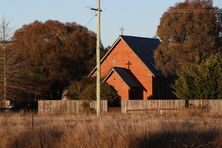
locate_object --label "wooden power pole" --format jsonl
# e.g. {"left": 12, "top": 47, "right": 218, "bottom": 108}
{"left": 91, "top": 0, "right": 102, "bottom": 116}
{"left": 96, "top": 0, "right": 101, "bottom": 116}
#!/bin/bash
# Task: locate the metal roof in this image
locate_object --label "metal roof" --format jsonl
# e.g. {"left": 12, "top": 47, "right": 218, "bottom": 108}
{"left": 89, "top": 35, "right": 161, "bottom": 76}
{"left": 120, "top": 35, "right": 160, "bottom": 75}
{"left": 103, "top": 67, "right": 142, "bottom": 88}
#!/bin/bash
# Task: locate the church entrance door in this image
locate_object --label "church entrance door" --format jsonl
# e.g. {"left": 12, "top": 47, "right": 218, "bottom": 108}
{"left": 129, "top": 87, "right": 143, "bottom": 100}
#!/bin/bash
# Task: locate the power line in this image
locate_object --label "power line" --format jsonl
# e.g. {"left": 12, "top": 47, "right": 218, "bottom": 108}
{"left": 103, "top": 8, "right": 222, "bottom": 14}
{"left": 85, "top": 15, "right": 96, "bottom": 26}
{"left": 169, "top": 9, "right": 222, "bottom": 13}
{"left": 85, "top": 6, "right": 104, "bottom": 27}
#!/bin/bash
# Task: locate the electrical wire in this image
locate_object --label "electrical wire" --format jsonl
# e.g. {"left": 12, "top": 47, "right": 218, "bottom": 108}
{"left": 169, "top": 9, "right": 222, "bottom": 13}
{"left": 85, "top": 15, "right": 96, "bottom": 26}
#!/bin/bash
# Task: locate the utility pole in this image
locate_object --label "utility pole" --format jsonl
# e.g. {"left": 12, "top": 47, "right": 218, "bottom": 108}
{"left": 94, "top": 0, "right": 101, "bottom": 116}
{"left": 91, "top": 0, "right": 102, "bottom": 116}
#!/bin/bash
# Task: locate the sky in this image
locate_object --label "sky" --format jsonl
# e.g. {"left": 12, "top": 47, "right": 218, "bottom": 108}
{"left": 0, "top": 0, "right": 221, "bottom": 47}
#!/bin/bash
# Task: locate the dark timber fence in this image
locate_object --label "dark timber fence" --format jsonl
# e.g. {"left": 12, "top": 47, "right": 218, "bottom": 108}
{"left": 38, "top": 100, "right": 108, "bottom": 114}
{"left": 121, "top": 100, "right": 222, "bottom": 113}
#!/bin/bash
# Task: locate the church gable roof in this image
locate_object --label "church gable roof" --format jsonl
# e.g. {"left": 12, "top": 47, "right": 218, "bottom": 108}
{"left": 89, "top": 35, "right": 161, "bottom": 76}
{"left": 121, "top": 35, "right": 160, "bottom": 67}
{"left": 103, "top": 67, "right": 141, "bottom": 88}
{"left": 120, "top": 35, "right": 160, "bottom": 75}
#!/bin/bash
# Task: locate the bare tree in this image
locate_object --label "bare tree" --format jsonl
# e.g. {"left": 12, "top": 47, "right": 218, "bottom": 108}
{"left": 0, "top": 19, "right": 11, "bottom": 107}
{"left": 216, "top": 9, "right": 222, "bottom": 31}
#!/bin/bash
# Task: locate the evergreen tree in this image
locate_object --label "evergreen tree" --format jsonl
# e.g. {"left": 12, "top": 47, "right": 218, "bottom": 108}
{"left": 172, "top": 54, "right": 222, "bottom": 99}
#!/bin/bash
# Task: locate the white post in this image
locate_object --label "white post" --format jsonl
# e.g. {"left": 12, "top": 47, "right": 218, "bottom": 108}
{"left": 96, "top": 0, "right": 101, "bottom": 116}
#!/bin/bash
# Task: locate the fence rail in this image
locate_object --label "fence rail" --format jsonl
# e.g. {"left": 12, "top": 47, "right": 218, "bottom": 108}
{"left": 121, "top": 100, "right": 222, "bottom": 113}
{"left": 38, "top": 100, "right": 108, "bottom": 114}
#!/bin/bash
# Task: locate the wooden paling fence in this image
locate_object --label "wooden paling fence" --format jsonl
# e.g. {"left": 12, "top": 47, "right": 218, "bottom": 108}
{"left": 38, "top": 100, "right": 108, "bottom": 114}
{"left": 121, "top": 100, "right": 222, "bottom": 113}
{"left": 38, "top": 99, "right": 222, "bottom": 114}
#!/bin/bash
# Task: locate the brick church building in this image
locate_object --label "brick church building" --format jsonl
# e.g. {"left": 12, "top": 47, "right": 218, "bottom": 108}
{"left": 90, "top": 35, "right": 172, "bottom": 100}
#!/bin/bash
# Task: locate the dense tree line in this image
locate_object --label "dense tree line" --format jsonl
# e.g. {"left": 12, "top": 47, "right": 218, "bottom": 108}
{"left": 154, "top": 0, "right": 222, "bottom": 76}
{"left": 1, "top": 0, "right": 222, "bottom": 106}
{"left": 154, "top": 0, "right": 222, "bottom": 99}
{"left": 0, "top": 20, "right": 112, "bottom": 107}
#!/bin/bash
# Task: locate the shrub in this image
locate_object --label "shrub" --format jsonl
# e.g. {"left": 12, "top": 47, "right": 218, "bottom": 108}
{"left": 80, "top": 101, "right": 96, "bottom": 115}
{"left": 172, "top": 54, "right": 222, "bottom": 100}
{"left": 68, "top": 77, "right": 120, "bottom": 107}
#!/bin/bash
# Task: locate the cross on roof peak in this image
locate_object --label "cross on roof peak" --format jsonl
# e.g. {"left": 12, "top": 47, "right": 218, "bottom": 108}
{"left": 119, "top": 27, "right": 125, "bottom": 35}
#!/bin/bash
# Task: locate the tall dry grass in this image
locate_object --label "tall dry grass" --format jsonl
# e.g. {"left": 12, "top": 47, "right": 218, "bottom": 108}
{"left": 0, "top": 111, "right": 222, "bottom": 148}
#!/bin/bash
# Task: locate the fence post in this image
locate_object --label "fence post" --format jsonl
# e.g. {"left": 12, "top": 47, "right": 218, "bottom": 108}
{"left": 185, "top": 100, "right": 189, "bottom": 108}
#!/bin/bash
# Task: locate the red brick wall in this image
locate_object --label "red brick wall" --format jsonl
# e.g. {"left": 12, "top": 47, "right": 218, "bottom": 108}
{"left": 106, "top": 72, "right": 129, "bottom": 100}
{"left": 92, "top": 39, "right": 154, "bottom": 100}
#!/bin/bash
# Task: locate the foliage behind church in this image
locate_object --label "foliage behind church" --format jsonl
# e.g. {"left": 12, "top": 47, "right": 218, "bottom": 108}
{"left": 0, "top": 20, "right": 99, "bottom": 108}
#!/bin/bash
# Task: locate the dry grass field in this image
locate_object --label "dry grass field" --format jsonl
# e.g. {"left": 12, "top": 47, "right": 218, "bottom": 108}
{"left": 0, "top": 110, "right": 222, "bottom": 148}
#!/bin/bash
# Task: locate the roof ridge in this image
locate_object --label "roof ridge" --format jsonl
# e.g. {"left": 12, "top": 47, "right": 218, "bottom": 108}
{"left": 120, "top": 35, "right": 159, "bottom": 40}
